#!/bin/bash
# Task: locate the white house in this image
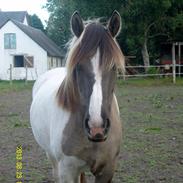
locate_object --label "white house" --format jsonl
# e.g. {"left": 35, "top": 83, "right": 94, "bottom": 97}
{"left": 0, "top": 11, "right": 64, "bottom": 80}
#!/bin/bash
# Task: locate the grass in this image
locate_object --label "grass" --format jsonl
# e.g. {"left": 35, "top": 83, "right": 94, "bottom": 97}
{"left": 0, "top": 78, "right": 183, "bottom": 182}
{"left": 117, "top": 77, "right": 183, "bottom": 86}
{"left": 0, "top": 80, "right": 34, "bottom": 94}
{"left": 144, "top": 127, "right": 162, "bottom": 133}
{"left": 115, "top": 77, "right": 183, "bottom": 183}
{"left": 0, "top": 77, "right": 182, "bottom": 94}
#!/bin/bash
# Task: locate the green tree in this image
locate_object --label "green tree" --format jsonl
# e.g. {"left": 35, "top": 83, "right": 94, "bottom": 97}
{"left": 164, "top": 1, "right": 183, "bottom": 41}
{"left": 121, "top": 0, "right": 183, "bottom": 67}
{"left": 29, "top": 14, "right": 45, "bottom": 32}
{"left": 45, "top": 0, "right": 124, "bottom": 48}
{"left": 121, "top": 0, "right": 173, "bottom": 68}
{"left": 44, "top": 0, "right": 183, "bottom": 65}
{"left": 45, "top": 0, "right": 72, "bottom": 48}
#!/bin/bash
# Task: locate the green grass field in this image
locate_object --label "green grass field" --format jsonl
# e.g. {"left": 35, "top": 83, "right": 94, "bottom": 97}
{"left": 0, "top": 78, "right": 183, "bottom": 182}
{"left": 0, "top": 80, "right": 34, "bottom": 94}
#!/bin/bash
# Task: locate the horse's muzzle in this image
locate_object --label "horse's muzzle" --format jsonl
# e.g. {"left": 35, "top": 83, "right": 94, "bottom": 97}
{"left": 84, "top": 118, "right": 110, "bottom": 142}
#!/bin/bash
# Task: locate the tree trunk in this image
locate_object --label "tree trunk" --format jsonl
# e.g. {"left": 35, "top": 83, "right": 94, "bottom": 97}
{"left": 141, "top": 39, "right": 150, "bottom": 72}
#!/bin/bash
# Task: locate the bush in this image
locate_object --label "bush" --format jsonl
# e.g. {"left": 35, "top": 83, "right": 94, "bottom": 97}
{"left": 146, "top": 67, "right": 160, "bottom": 77}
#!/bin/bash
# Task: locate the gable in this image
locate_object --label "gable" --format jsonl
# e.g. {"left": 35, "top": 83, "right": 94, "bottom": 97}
{"left": 0, "top": 20, "right": 46, "bottom": 54}
{"left": 12, "top": 21, "right": 64, "bottom": 57}
{"left": 0, "top": 11, "right": 29, "bottom": 28}
{"left": 1, "top": 20, "right": 64, "bottom": 58}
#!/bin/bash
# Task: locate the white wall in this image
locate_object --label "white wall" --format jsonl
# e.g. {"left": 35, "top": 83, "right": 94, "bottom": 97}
{"left": 48, "top": 57, "right": 63, "bottom": 69}
{"left": 0, "top": 20, "right": 47, "bottom": 80}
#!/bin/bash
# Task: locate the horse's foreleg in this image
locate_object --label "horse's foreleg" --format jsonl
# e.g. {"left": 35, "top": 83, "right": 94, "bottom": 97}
{"left": 46, "top": 153, "right": 59, "bottom": 182}
{"left": 80, "top": 172, "right": 87, "bottom": 183}
{"left": 94, "top": 171, "right": 113, "bottom": 183}
{"left": 57, "top": 160, "right": 81, "bottom": 183}
{"left": 94, "top": 162, "right": 115, "bottom": 183}
{"left": 52, "top": 161, "right": 59, "bottom": 183}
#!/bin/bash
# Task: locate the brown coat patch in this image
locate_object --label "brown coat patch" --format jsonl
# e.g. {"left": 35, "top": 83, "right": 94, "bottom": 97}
{"left": 61, "top": 96, "right": 122, "bottom": 176}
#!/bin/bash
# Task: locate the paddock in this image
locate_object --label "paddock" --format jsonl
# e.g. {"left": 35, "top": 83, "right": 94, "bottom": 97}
{"left": 0, "top": 78, "right": 183, "bottom": 182}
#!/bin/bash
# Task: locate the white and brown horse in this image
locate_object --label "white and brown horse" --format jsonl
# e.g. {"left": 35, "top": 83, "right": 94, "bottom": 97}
{"left": 30, "top": 11, "right": 124, "bottom": 183}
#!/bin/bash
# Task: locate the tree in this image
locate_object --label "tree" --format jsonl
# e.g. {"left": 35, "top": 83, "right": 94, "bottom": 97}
{"left": 164, "top": 1, "right": 183, "bottom": 41}
{"left": 29, "top": 14, "right": 45, "bottom": 32}
{"left": 121, "top": 0, "right": 174, "bottom": 69}
{"left": 44, "top": 0, "right": 183, "bottom": 66}
{"left": 45, "top": 0, "right": 124, "bottom": 48}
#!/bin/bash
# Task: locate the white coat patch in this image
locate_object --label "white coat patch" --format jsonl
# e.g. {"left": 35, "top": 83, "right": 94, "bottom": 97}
{"left": 89, "top": 50, "right": 103, "bottom": 127}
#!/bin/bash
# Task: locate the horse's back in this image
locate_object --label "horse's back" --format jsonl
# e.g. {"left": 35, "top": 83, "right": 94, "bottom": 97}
{"left": 32, "top": 67, "right": 66, "bottom": 98}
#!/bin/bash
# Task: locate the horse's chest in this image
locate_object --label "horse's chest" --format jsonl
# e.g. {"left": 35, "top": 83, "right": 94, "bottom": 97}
{"left": 62, "top": 123, "right": 115, "bottom": 164}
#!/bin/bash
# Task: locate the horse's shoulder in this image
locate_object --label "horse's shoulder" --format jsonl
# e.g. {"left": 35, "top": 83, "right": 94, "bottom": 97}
{"left": 32, "top": 68, "right": 67, "bottom": 98}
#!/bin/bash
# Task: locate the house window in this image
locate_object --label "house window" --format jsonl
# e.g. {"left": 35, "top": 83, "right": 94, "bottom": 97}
{"left": 4, "top": 33, "right": 16, "bottom": 49}
{"left": 14, "top": 56, "right": 24, "bottom": 67}
{"left": 14, "top": 55, "right": 34, "bottom": 68}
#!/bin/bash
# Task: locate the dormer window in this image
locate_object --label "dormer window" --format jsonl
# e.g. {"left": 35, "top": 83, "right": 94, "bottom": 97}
{"left": 4, "top": 33, "right": 16, "bottom": 49}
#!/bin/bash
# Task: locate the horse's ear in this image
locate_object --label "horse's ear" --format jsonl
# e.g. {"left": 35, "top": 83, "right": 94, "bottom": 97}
{"left": 71, "top": 11, "right": 84, "bottom": 37}
{"left": 108, "top": 10, "right": 121, "bottom": 37}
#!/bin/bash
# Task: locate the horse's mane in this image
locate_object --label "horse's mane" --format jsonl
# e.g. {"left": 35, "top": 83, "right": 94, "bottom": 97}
{"left": 57, "top": 21, "right": 125, "bottom": 112}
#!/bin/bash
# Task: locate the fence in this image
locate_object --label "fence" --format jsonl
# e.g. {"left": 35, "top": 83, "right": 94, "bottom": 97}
{"left": 8, "top": 63, "right": 183, "bottom": 84}
{"left": 8, "top": 63, "right": 37, "bottom": 84}
{"left": 119, "top": 64, "right": 183, "bottom": 83}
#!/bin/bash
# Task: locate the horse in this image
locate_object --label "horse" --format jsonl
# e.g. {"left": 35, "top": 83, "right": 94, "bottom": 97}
{"left": 30, "top": 10, "right": 125, "bottom": 183}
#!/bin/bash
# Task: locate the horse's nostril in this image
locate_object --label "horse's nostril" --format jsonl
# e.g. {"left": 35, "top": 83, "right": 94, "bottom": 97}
{"left": 106, "top": 118, "right": 110, "bottom": 128}
{"left": 102, "top": 118, "right": 110, "bottom": 133}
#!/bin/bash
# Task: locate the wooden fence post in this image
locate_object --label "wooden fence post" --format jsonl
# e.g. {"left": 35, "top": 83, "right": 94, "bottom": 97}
{"left": 172, "top": 43, "right": 176, "bottom": 84}
{"left": 178, "top": 43, "right": 181, "bottom": 77}
{"left": 25, "top": 65, "right": 28, "bottom": 84}
{"left": 123, "top": 68, "right": 126, "bottom": 81}
{"left": 10, "top": 64, "right": 12, "bottom": 85}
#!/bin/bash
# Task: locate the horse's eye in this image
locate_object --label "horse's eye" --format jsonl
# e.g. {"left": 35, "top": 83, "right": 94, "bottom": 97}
{"left": 76, "top": 64, "right": 82, "bottom": 71}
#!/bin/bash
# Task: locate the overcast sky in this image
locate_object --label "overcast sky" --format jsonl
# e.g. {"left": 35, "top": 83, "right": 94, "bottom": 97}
{"left": 0, "top": 0, "right": 49, "bottom": 25}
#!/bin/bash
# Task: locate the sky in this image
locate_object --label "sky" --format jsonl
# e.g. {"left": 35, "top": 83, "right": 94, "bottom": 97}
{"left": 0, "top": 0, "right": 49, "bottom": 25}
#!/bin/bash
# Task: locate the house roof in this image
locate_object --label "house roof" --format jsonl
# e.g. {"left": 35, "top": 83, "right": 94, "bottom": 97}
{"left": 3, "top": 11, "right": 27, "bottom": 22}
{"left": 0, "top": 11, "right": 28, "bottom": 28}
{"left": 0, "top": 11, "right": 9, "bottom": 28}
{"left": 12, "top": 20, "right": 64, "bottom": 57}
{"left": 0, "top": 11, "right": 64, "bottom": 58}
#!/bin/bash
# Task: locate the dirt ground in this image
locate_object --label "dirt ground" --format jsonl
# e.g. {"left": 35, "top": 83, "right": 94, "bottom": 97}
{"left": 0, "top": 79, "right": 183, "bottom": 183}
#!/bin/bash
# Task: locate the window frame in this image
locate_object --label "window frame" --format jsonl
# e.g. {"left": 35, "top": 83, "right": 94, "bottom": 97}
{"left": 4, "top": 33, "right": 16, "bottom": 49}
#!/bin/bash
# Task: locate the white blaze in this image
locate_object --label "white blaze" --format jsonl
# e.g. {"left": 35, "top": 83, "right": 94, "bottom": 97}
{"left": 89, "top": 50, "right": 103, "bottom": 127}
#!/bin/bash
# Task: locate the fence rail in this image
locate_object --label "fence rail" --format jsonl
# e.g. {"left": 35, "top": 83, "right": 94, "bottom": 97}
{"left": 8, "top": 64, "right": 37, "bottom": 84}
{"left": 7, "top": 64, "right": 183, "bottom": 84}
{"left": 124, "top": 73, "right": 173, "bottom": 77}
{"left": 125, "top": 64, "right": 183, "bottom": 68}
{"left": 118, "top": 64, "right": 183, "bottom": 83}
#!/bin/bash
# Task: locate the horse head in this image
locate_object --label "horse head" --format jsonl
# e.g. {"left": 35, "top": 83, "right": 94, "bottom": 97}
{"left": 57, "top": 11, "right": 124, "bottom": 142}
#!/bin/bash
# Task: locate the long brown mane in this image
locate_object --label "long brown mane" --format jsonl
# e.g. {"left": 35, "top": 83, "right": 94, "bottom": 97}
{"left": 57, "top": 22, "right": 124, "bottom": 112}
